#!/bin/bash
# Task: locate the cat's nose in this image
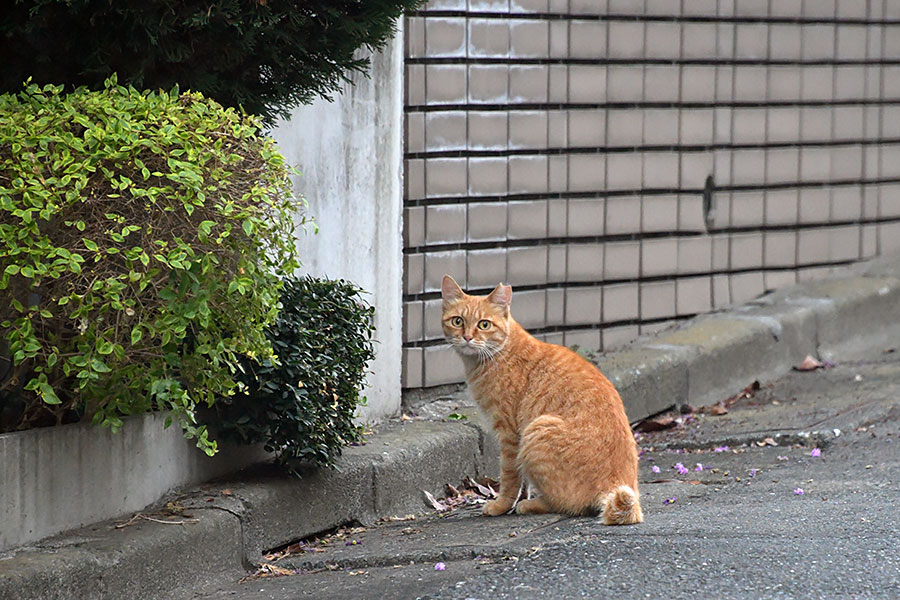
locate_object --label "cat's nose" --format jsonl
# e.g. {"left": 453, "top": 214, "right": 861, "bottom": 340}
{"left": 463, "top": 334, "right": 473, "bottom": 342}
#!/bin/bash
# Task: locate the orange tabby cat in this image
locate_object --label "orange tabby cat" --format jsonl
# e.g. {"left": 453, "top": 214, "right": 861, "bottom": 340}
{"left": 441, "top": 275, "right": 642, "bottom": 525}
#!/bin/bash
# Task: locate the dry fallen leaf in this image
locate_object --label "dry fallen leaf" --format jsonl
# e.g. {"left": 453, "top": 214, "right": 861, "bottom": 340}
{"left": 466, "top": 476, "right": 497, "bottom": 499}
{"left": 703, "top": 380, "right": 760, "bottom": 415}
{"left": 423, "top": 490, "right": 448, "bottom": 512}
{"left": 709, "top": 402, "right": 729, "bottom": 416}
{"left": 634, "top": 415, "right": 678, "bottom": 432}
{"left": 794, "top": 355, "right": 825, "bottom": 371}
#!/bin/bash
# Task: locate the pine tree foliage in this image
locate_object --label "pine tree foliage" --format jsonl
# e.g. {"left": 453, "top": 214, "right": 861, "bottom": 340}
{"left": 0, "top": 0, "right": 423, "bottom": 124}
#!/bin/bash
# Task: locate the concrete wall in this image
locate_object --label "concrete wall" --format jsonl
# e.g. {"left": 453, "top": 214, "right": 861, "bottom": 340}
{"left": 0, "top": 414, "right": 267, "bottom": 552}
{"left": 271, "top": 32, "right": 405, "bottom": 422}
{"left": 401, "top": 1, "right": 900, "bottom": 390}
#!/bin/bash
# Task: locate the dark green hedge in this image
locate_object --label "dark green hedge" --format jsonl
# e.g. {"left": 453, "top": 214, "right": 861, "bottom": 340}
{"left": 207, "top": 275, "right": 376, "bottom": 470}
{"left": 1, "top": 0, "right": 424, "bottom": 125}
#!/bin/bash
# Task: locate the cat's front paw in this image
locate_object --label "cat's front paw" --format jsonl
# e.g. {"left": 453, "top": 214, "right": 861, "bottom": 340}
{"left": 482, "top": 498, "right": 515, "bottom": 516}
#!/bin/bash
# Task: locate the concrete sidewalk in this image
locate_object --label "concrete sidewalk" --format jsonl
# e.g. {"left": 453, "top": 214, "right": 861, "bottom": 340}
{"left": 195, "top": 338, "right": 900, "bottom": 600}
{"left": 200, "top": 341, "right": 900, "bottom": 599}
{"left": 2, "top": 252, "right": 900, "bottom": 599}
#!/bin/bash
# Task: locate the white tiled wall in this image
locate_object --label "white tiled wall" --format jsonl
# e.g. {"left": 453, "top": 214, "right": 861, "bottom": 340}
{"left": 402, "top": 1, "right": 900, "bottom": 389}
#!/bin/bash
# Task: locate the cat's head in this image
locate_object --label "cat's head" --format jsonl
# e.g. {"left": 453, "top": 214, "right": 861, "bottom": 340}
{"left": 440, "top": 275, "right": 512, "bottom": 360}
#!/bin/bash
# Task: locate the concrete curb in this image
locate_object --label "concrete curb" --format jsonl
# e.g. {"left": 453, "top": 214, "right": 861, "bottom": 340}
{"left": 3, "top": 252, "right": 900, "bottom": 599}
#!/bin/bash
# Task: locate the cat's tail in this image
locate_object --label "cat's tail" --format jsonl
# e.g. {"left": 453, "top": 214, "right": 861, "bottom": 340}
{"left": 600, "top": 485, "right": 643, "bottom": 526}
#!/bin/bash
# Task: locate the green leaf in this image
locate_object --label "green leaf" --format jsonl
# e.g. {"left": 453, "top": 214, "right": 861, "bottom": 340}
{"left": 39, "top": 382, "right": 62, "bottom": 405}
{"left": 91, "top": 358, "right": 111, "bottom": 373}
{"left": 131, "top": 326, "right": 143, "bottom": 345}
{"left": 83, "top": 238, "right": 98, "bottom": 251}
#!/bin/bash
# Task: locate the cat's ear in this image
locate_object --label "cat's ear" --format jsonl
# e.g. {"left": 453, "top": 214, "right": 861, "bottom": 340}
{"left": 441, "top": 275, "right": 465, "bottom": 307}
{"left": 487, "top": 282, "right": 512, "bottom": 312}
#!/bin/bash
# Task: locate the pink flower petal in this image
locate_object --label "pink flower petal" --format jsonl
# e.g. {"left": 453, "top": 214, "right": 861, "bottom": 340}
{"left": 434, "top": 562, "right": 446, "bottom": 571}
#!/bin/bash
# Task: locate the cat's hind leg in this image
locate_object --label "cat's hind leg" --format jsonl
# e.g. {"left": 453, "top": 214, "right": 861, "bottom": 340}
{"left": 517, "top": 415, "right": 594, "bottom": 516}
{"left": 515, "top": 496, "right": 552, "bottom": 515}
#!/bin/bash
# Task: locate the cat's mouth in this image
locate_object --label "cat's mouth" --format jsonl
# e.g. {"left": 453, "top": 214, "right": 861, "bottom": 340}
{"left": 451, "top": 340, "right": 482, "bottom": 356}
{"left": 456, "top": 342, "right": 481, "bottom": 356}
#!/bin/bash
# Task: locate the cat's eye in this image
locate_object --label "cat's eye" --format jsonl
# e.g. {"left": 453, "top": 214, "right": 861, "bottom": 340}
{"left": 477, "top": 319, "right": 492, "bottom": 330}
{"left": 449, "top": 316, "right": 464, "bottom": 327}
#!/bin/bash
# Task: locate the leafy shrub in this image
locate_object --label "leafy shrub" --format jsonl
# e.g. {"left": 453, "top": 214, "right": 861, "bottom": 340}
{"left": 207, "top": 276, "right": 376, "bottom": 470}
{"left": 0, "top": 79, "right": 300, "bottom": 452}
{"left": 0, "top": 0, "right": 425, "bottom": 125}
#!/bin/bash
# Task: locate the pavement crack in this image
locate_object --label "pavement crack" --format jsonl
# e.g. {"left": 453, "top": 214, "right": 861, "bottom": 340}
{"left": 185, "top": 504, "right": 254, "bottom": 569}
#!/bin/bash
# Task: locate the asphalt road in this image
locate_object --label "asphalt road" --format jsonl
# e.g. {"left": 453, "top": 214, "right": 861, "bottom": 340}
{"left": 196, "top": 343, "right": 900, "bottom": 600}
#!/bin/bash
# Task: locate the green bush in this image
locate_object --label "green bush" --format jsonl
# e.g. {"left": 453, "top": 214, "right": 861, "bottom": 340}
{"left": 207, "top": 276, "right": 376, "bottom": 470}
{"left": 0, "top": 79, "right": 300, "bottom": 452}
{"left": 1, "top": 0, "right": 425, "bottom": 125}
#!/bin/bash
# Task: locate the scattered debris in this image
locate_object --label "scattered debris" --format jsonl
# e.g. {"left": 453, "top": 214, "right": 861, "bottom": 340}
{"left": 756, "top": 437, "right": 778, "bottom": 447}
{"left": 241, "top": 563, "right": 296, "bottom": 582}
{"left": 422, "top": 477, "right": 500, "bottom": 513}
{"left": 701, "top": 380, "right": 761, "bottom": 416}
{"left": 114, "top": 512, "right": 199, "bottom": 529}
{"left": 465, "top": 476, "right": 498, "bottom": 499}
{"left": 263, "top": 524, "right": 366, "bottom": 563}
{"left": 447, "top": 413, "right": 468, "bottom": 421}
{"left": 383, "top": 514, "right": 417, "bottom": 523}
{"left": 663, "top": 497, "right": 677, "bottom": 505}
